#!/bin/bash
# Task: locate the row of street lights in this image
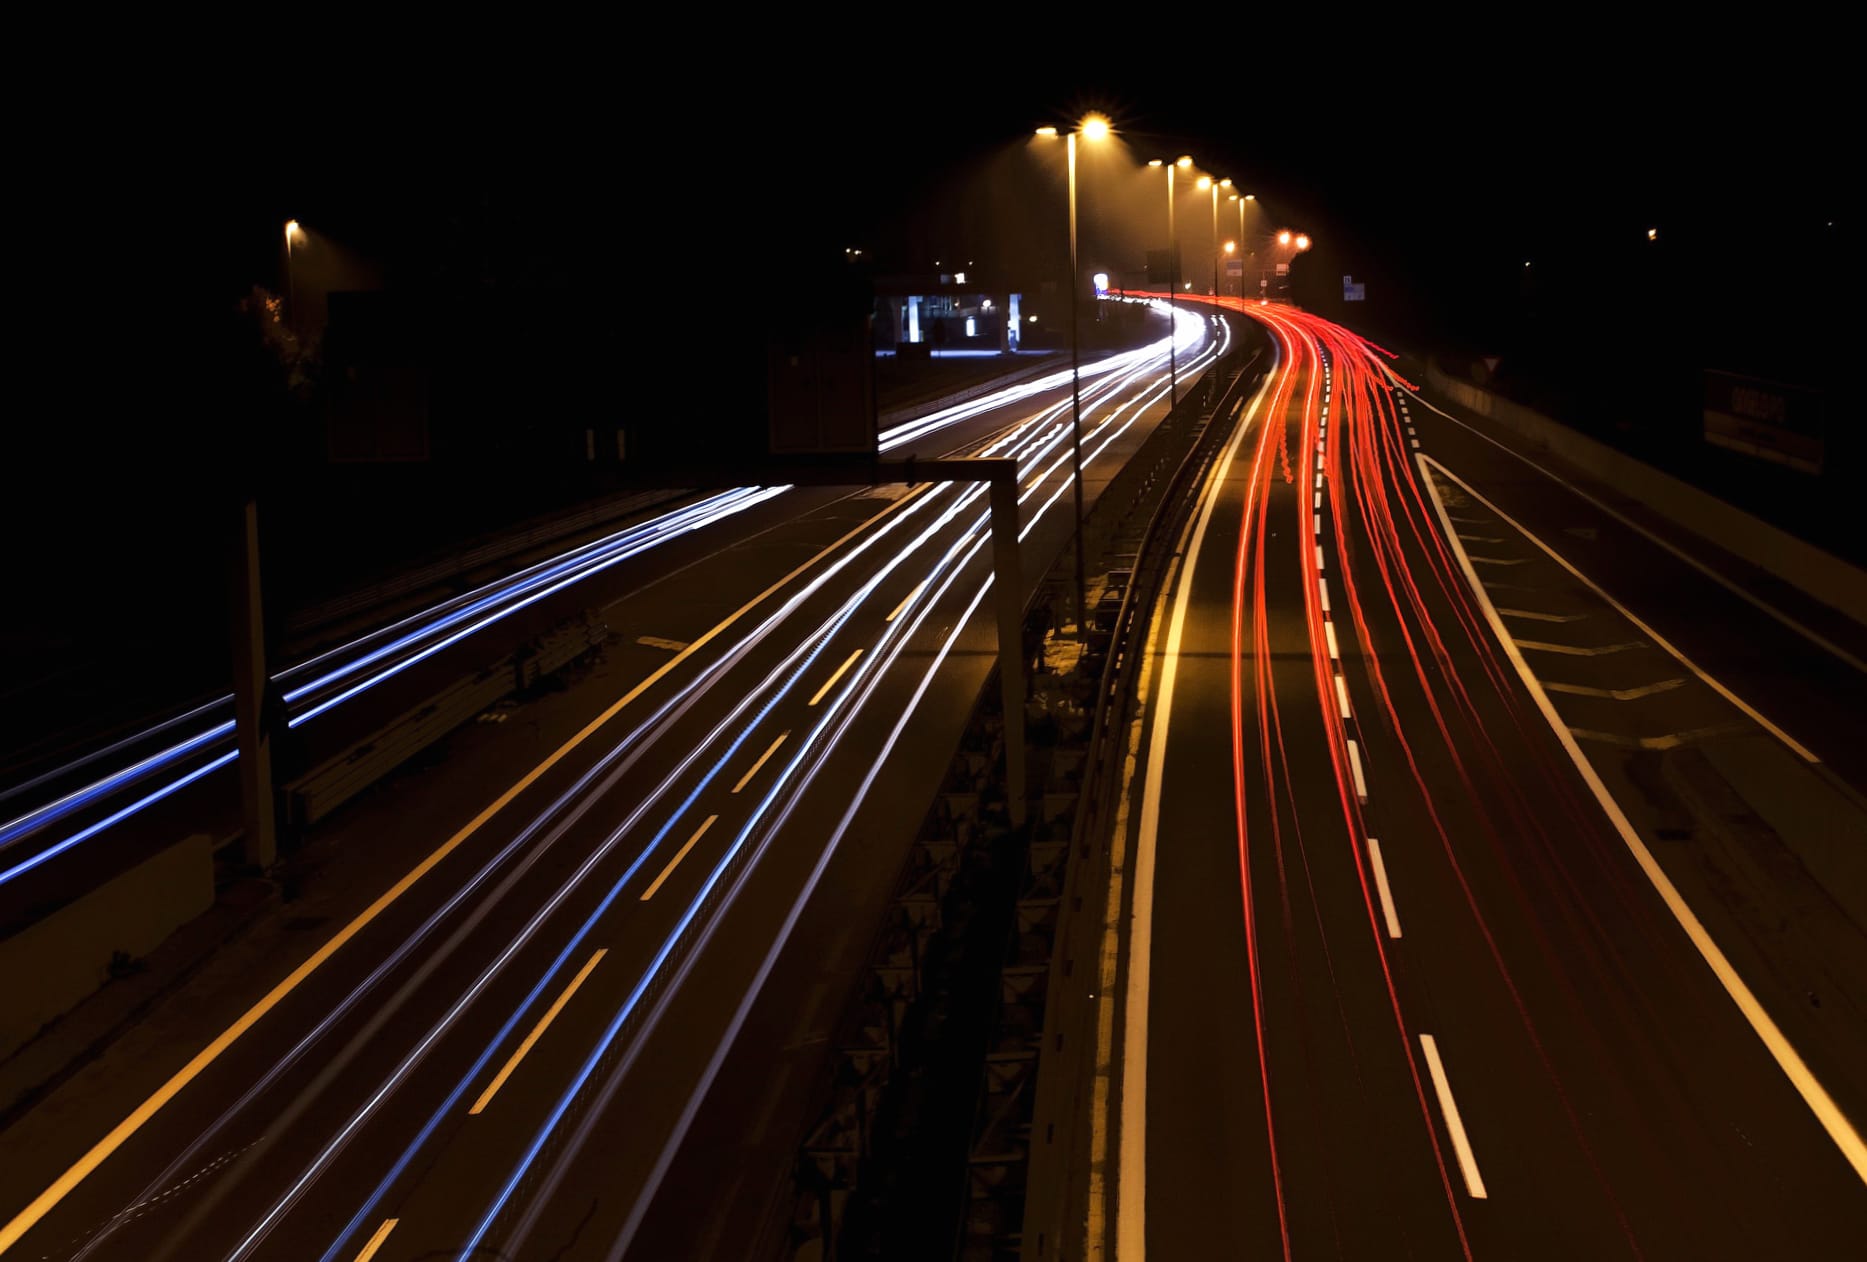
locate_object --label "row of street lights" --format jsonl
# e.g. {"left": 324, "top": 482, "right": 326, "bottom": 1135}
{"left": 1037, "top": 117, "right": 1313, "bottom": 637}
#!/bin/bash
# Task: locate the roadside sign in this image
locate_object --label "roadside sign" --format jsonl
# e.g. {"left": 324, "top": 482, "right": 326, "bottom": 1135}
{"left": 1703, "top": 370, "right": 1823, "bottom": 474}
{"left": 1342, "top": 275, "right": 1366, "bottom": 302}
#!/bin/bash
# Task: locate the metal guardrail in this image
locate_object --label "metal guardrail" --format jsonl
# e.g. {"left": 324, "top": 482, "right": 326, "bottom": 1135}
{"left": 1014, "top": 343, "right": 1265, "bottom": 1260}
{"left": 284, "top": 489, "right": 689, "bottom": 643}
{"left": 284, "top": 611, "right": 608, "bottom": 828}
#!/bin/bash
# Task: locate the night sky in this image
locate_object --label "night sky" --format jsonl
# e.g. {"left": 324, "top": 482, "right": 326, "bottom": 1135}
{"left": 6, "top": 32, "right": 1848, "bottom": 740}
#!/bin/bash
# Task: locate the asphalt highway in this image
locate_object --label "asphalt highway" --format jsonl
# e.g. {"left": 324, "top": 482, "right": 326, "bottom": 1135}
{"left": 0, "top": 301, "right": 1235, "bottom": 1260}
{"left": 1105, "top": 296, "right": 1867, "bottom": 1260}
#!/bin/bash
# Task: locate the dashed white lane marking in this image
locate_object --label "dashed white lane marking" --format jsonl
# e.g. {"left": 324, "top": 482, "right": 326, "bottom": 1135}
{"left": 1496, "top": 608, "right": 1586, "bottom": 624}
{"left": 1315, "top": 545, "right": 1326, "bottom": 570}
{"left": 1468, "top": 555, "right": 1528, "bottom": 567}
{"left": 1410, "top": 438, "right": 1421, "bottom": 449}
{"left": 1314, "top": 513, "right": 1322, "bottom": 536}
{"left": 1314, "top": 491, "right": 1322, "bottom": 510}
{"left": 1543, "top": 678, "right": 1686, "bottom": 701}
{"left": 1346, "top": 738, "right": 1368, "bottom": 801}
{"left": 1514, "top": 639, "right": 1643, "bottom": 657}
{"left": 1335, "top": 673, "right": 1352, "bottom": 719}
{"left": 1324, "top": 621, "right": 1340, "bottom": 660}
{"left": 1367, "top": 838, "right": 1402, "bottom": 938}
{"left": 1419, "top": 1035, "right": 1488, "bottom": 1199}
{"left": 1456, "top": 534, "right": 1506, "bottom": 544}
{"left": 1319, "top": 578, "right": 1331, "bottom": 614}
{"left": 1420, "top": 451, "right": 1865, "bottom": 1181}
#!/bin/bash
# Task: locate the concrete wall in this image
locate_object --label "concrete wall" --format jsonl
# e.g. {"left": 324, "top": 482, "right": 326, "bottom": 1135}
{"left": 0, "top": 834, "right": 213, "bottom": 1061}
{"left": 1423, "top": 362, "right": 1867, "bottom": 630}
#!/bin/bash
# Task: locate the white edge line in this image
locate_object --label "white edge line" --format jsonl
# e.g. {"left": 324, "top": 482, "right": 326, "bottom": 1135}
{"left": 1427, "top": 459, "right": 1820, "bottom": 764}
{"left": 1404, "top": 386, "right": 1867, "bottom": 677}
{"left": 1119, "top": 365, "right": 1271, "bottom": 1260}
{"left": 1419, "top": 1034, "right": 1487, "bottom": 1198}
{"left": 1418, "top": 451, "right": 1867, "bottom": 1184}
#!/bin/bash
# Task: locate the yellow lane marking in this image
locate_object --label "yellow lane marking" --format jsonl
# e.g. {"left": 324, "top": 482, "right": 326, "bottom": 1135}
{"left": 0, "top": 487, "right": 928, "bottom": 1255}
{"left": 640, "top": 815, "right": 718, "bottom": 902}
{"left": 885, "top": 581, "right": 927, "bottom": 623}
{"left": 469, "top": 948, "right": 608, "bottom": 1115}
{"left": 732, "top": 732, "right": 790, "bottom": 795}
{"left": 353, "top": 1218, "right": 399, "bottom": 1262}
{"left": 808, "top": 649, "right": 863, "bottom": 707}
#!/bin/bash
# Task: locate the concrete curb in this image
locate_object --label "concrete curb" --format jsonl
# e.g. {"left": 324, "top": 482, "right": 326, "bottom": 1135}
{"left": 1423, "top": 362, "right": 1867, "bottom": 630}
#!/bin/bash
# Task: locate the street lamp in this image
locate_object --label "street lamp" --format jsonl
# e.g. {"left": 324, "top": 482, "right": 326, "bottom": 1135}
{"left": 283, "top": 219, "right": 302, "bottom": 333}
{"left": 1036, "top": 112, "right": 1112, "bottom": 639}
{"left": 1149, "top": 156, "right": 1194, "bottom": 407}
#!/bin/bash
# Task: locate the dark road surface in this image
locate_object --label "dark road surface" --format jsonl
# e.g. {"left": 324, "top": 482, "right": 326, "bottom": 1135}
{"left": 0, "top": 303, "right": 1232, "bottom": 1260}
{"left": 1101, "top": 297, "right": 1867, "bottom": 1261}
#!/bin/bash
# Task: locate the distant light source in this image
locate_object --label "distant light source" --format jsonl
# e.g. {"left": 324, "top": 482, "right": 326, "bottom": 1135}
{"left": 1278, "top": 230, "right": 1292, "bottom": 246}
{"left": 1184, "top": 281, "right": 1193, "bottom": 290}
{"left": 954, "top": 271, "right": 967, "bottom": 284}
{"left": 1093, "top": 271, "right": 1109, "bottom": 294}
{"left": 1245, "top": 194, "right": 1255, "bottom": 201}
{"left": 1029, "top": 315, "right": 1039, "bottom": 323}
{"left": 1147, "top": 158, "right": 1163, "bottom": 167}
{"left": 966, "top": 317, "right": 977, "bottom": 337}
{"left": 1525, "top": 260, "right": 1532, "bottom": 267}
{"left": 1080, "top": 113, "right": 1111, "bottom": 142}
{"left": 1223, "top": 241, "right": 1236, "bottom": 254}
{"left": 1195, "top": 175, "right": 1211, "bottom": 191}
{"left": 284, "top": 219, "right": 302, "bottom": 242}
{"left": 1218, "top": 178, "right": 1232, "bottom": 188}
{"left": 1176, "top": 155, "right": 1193, "bottom": 169}
{"left": 1647, "top": 227, "right": 1658, "bottom": 241}
{"left": 982, "top": 298, "right": 993, "bottom": 310}
{"left": 1036, "top": 126, "right": 1060, "bottom": 137}
{"left": 1295, "top": 234, "right": 1312, "bottom": 251}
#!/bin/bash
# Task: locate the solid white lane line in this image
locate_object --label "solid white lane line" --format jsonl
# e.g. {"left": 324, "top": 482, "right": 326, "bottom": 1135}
{"left": 1420, "top": 453, "right": 1866, "bottom": 1182}
{"left": 1367, "top": 838, "right": 1402, "bottom": 938}
{"left": 1335, "top": 673, "right": 1352, "bottom": 719}
{"left": 1324, "top": 621, "right": 1340, "bottom": 661}
{"left": 731, "top": 731, "right": 790, "bottom": 794}
{"left": 1403, "top": 386, "right": 1867, "bottom": 675}
{"left": 1514, "top": 639, "right": 1642, "bottom": 657}
{"left": 885, "top": 581, "right": 927, "bottom": 623}
{"left": 1346, "top": 738, "right": 1368, "bottom": 801}
{"left": 1120, "top": 357, "right": 1272, "bottom": 1261}
{"left": 1496, "top": 607, "right": 1586, "bottom": 623}
{"left": 639, "top": 815, "right": 718, "bottom": 901}
{"left": 470, "top": 949, "right": 608, "bottom": 1115}
{"left": 808, "top": 649, "right": 863, "bottom": 706}
{"left": 1544, "top": 679, "right": 1686, "bottom": 701}
{"left": 353, "top": 1218, "right": 399, "bottom": 1262}
{"left": 1419, "top": 1035, "right": 1488, "bottom": 1199}
{"left": 1429, "top": 459, "right": 1822, "bottom": 764}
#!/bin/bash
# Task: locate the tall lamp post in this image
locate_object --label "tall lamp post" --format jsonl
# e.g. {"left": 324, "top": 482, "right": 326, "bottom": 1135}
{"left": 283, "top": 219, "right": 302, "bottom": 335}
{"left": 1037, "top": 113, "right": 1111, "bottom": 639}
{"left": 1148, "top": 156, "right": 1193, "bottom": 406}
{"left": 1229, "top": 192, "right": 1255, "bottom": 296}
